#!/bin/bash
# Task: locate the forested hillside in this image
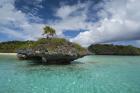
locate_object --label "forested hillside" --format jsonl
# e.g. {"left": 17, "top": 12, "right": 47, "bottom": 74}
{"left": 88, "top": 44, "right": 140, "bottom": 55}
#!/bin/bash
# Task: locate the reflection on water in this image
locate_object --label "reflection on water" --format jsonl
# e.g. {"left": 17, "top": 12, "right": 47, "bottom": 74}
{"left": 0, "top": 55, "right": 140, "bottom": 93}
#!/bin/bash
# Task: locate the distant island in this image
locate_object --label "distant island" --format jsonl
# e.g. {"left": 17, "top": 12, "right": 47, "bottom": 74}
{"left": 88, "top": 44, "right": 140, "bottom": 55}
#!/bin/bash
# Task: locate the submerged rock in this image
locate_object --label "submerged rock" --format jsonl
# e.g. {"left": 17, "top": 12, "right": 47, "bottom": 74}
{"left": 17, "top": 38, "right": 90, "bottom": 64}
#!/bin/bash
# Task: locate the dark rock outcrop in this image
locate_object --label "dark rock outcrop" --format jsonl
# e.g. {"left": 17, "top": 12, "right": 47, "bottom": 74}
{"left": 17, "top": 38, "right": 89, "bottom": 64}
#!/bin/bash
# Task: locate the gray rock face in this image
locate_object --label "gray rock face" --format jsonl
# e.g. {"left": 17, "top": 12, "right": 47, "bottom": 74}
{"left": 17, "top": 38, "right": 90, "bottom": 64}
{"left": 17, "top": 45, "right": 89, "bottom": 64}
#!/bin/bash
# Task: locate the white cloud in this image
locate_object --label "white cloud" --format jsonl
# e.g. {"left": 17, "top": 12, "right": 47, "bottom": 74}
{"left": 0, "top": 0, "right": 44, "bottom": 41}
{"left": 49, "top": 0, "right": 140, "bottom": 47}
{"left": 70, "top": 0, "right": 140, "bottom": 47}
{"left": 49, "top": 2, "right": 90, "bottom": 37}
{"left": 0, "top": 28, "right": 28, "bottom": 40}
{"left": 135, "top": 40, "right": 140, "bottom": 47}
{"left": 56, "top": 2, "right": 87, "bottom": 19}
{"left": 1, "top": 0, "right": 140, "bottom": 47}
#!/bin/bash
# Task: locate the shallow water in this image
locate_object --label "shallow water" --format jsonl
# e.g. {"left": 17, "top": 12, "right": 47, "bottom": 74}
{"left": 0, "top": 55, "right": 140, "bottom": 93}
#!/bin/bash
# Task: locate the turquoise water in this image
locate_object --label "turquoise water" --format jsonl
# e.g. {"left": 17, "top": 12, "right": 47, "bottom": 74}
{"left": 0, "top": 55, "right": 140, "bottom": 93}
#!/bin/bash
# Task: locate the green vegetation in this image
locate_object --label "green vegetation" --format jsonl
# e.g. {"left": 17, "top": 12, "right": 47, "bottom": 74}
{"left": 0, "top": 38, "right": 86, "bottom": 53}
{"left": 31, "top": 38, "right": 86, "bottom": 52}
{"left": 35, "top": 38, "right": 67, "bottom": 45}
{"left": 43, "top": 26, "right": 56, "bottom": 38}
{"left": 0, "top": 25, "right": 86, "bottom": 53}
{"left": 0, "top": 41, "right": 34, "bottom": 53}
{"left": 72, "top": 43, "right": 86, "bottom": 51}
{"left": 30, "top": 38, "right": 68, "bottom": 51}
{"left": 88, "top": 44, "right": 140, "bottom": 55}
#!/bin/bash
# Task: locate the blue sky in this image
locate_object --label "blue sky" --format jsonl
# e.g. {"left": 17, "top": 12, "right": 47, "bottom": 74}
{"left": 0, "top": 0, "right": 140, "bottom": 47}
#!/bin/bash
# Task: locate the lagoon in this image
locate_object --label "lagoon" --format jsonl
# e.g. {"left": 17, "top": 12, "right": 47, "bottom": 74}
{"left": 0, "top": 55, "right": 140, "bottom": 93}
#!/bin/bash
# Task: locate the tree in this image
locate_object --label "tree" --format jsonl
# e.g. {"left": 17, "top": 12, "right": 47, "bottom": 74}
{"left": 43, "top": 26, "right": 56, "bottom": 39}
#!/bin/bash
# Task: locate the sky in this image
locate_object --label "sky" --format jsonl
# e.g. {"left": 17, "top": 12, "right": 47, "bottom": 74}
{"left": 0, "top": 0, "right": 140, "bottom": 47}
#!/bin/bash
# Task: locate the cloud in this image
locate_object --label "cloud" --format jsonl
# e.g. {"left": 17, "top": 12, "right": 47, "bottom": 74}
{"left": 135, "top": 40, "right": 140, "bottom": 47}
{"left": 0, "top": 0, "right": 44, "bottom": 41}
{"left": 71, "top": 0, "right": 140, "bottom": 46}
{"left": 56, "top": 2, "right": 87, "bottom": 19}
{"left": 0, "top": 0, "right": 140, "bottom": 47}
{"left": 49, "top": 1, "right": 90, "bottom": 37}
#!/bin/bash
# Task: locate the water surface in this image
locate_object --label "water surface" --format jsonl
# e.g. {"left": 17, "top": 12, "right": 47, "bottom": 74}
{"left": 0, "top": 55, "right": 140, "bottom": 93}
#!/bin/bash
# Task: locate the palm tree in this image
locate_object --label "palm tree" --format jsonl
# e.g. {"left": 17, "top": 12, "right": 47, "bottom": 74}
{"left": 43, "top": 26, "right": 56, "bottom": 39}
